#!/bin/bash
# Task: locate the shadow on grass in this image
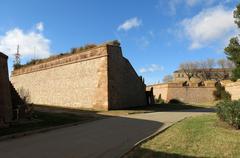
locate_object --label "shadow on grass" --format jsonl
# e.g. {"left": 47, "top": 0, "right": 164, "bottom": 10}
{"left": 124, "top": 148, "right": 201, "bottom": 158}
{"left": 0, "top": 104, "right": 214, "bottom": 157}
{"left": 119, "top": 103, "right": 215, "bottom": 114}
{"left": 0, "top": 107, "right": 166, "bottom": 158}
{"left": 0, "top": 105, "right": 115, "bottom": 137}
{"left": 0, "top": 103, "right": 214, "bottom": 138}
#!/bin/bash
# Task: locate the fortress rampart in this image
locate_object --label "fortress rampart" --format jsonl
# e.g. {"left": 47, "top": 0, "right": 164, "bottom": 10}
{"left": 0, "top": 53, "right": 12, "bottom": 123}
{"left": 225, "top": 81, "right": 240, "bottom": 100}
{"left": 147, "top": 81, "right": 216, "bottom": 103}
{"left": 11, "top": 42, "right": 147, "bottom": 110}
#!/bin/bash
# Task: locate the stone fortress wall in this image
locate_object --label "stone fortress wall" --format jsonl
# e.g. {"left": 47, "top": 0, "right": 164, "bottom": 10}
{"left": 11, "top": 42, "right": 147, "bottom": 110}
{"left": 224, "top": 81, "right": 240, "bottom": 100}
{"left": 147, "top": 81, "right": 216, "bottom": 104}
{"left": 107, "top": 45, "right": 147, "bottom": 109}
{"left": 0, "top": 53, "right": 12, "bottom": 123}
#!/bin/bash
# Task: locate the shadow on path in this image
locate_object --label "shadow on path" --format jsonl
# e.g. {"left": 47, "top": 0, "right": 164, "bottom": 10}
{"left": 0, "top": 113, "right": 163, "bottom": 158}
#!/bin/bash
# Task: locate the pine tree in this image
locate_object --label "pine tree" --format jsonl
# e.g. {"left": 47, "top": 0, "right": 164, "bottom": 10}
{"left": 224, "top": 4, "right": 240, "bottom": 80}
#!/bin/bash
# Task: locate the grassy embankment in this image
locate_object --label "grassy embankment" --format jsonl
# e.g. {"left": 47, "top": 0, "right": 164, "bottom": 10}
{"left": 125, "top": 114, "right": 240, "bottom": 158}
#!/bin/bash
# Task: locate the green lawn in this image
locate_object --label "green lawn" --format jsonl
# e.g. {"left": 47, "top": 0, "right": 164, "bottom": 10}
{"left": 0, "top": 111, "right": 98, "bottom": 137}
{"left": 125, "top": 114, "right": 240, "bottom": 158}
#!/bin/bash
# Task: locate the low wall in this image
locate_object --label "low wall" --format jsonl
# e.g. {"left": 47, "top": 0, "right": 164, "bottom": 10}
{"left": 146, "top": 84, "right": 169, "bottom": 101}
{"left": 225, "top": 81, "right": 240, "bottom": 100}
{"left": 147, "top": 81, "right": 216, "bottom": 104}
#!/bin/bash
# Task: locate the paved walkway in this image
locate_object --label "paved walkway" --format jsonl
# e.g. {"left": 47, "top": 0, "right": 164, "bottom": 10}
{"left": 0, "top": 108, "right": 214, "bottom": 158}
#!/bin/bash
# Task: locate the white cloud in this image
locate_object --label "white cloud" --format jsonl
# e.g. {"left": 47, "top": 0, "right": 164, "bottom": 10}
{"left": 186, "top": 0, "right": 216, "bottom": 7}
{"left": 159, "top": 0, "right": 216, "bottom": 15}
{"left": 181, "top": 5, "right": 238, "bottom": 49}
{"left": 0, "top": 23, "right": 51, "bottom": 59}
{"left": 186, "top": 0, "right": 198, "bottom": 6}
{"left": 36, "top": 22, "right": 44, "bottom": 32}
{"left": 118, "top": 17, "right": 142, "bottom": 31}
{"left": 167, "top": 0, "right": 181, "bottom": 15}
{"left": 136, "top": 36, "right": 150, "bottom": 48}
{"left": 139, "top": 64, "right": 164, "bottom": 73}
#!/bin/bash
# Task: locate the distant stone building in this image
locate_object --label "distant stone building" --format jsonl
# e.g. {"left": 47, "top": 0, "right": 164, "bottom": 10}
{"left": 173, "top": 68, "right": 232, "bottom": 82}
{"left": 11, "top": 41, "right": 148, "bottom": 110}
{"left": 0, "top": 52, "right": 12, "bottom": 125}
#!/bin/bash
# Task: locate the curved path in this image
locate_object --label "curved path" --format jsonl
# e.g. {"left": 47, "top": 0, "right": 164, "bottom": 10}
{"left": 0, "top": 108, "right": 214, "bottom": 158}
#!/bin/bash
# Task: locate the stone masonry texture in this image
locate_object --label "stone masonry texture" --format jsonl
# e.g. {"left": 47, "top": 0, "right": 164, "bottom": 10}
{"left": 147, "top": 81, "right": 216, "bottom": 104}
{"left": 225, "top": 81, "right": 240, "bottom": 100}
{"left": 0, "top": 52, "right": 12, "bottom": 123}
{"left": 11, "top": 42, "right": 147, "bottom": 110}
{"left": 107, "top": 45, "right": 147, "bottom": 109}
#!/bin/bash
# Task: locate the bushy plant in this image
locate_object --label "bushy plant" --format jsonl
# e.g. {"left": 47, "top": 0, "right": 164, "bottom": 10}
{"left": 232, "top": 67, "right": 240, "bottom": 81}
{"left": 70, "top": 44, "right": 97, "bottom": 54}
{"left": 213, "top": 83, "right": 231, "bottom": 101}
{"left": 155, "top": 94, "right": 164, "bottom": 104}
{"left": 13, "top": 63, "right": 22, "bottom": 69}
{"left": 216, "top": 100, "right": 240, "bottom": 129}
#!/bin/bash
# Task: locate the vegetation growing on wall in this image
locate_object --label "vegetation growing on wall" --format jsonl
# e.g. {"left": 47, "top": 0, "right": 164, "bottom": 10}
{"left": 13, "top": 44, "right": 97, "bottom": 70}
{"left": 13, "top": 40, "right": 121, "bottom": 70}
{"left": 14, "top": 40, "right": 121, "bottom": 70}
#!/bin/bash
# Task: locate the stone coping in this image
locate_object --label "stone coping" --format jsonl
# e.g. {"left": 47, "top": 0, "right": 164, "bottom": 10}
{"left": 225, "top": 81, "right": 240, "bottom": 87}
{"left": 0, "top": 52, "right": 8, "bottom": 59}
{"left": 147, "top": 82, "right": 216, "bottom": 88}
{"left": 11, "top": 44, "right": 117, "bottom": 76}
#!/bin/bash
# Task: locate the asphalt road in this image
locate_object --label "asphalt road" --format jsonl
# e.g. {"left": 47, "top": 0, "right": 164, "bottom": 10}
{"left": 0, "top": 108, "right": 214, "bottom": 158}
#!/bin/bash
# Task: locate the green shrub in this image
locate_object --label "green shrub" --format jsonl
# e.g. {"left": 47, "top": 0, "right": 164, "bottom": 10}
{"left": 213, "top": 83, "right": 231, "bottom": 101}
{"left": 13, "top": 63, "right": 22, "bottom": 69}
{"left": 216, "top": 100, "right": 240, "bottom": 129}
{"left": 155, "top": 94, "right": 164, "bottom": 104}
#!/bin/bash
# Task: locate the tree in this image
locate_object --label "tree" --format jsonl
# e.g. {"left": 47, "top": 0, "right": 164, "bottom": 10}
{"left": 179, "top": 59, "right": 216, "bottom": 81}
{"left": 217, "top": 59, "right": 234, "bottom": 69}
{"left": 179, "top": 58, "right": 233, "bottom": 81}
{"left": 234, "top": 4, "right": 240, "bottom": 28}
{"left": 163, "top": 75, "right": 173, "bottom": 83}
{"left": 197, "top": 59, "right": 215, "bottom": 81}
{"left": 224, "top": 4, "right": 240, "bottom": 80}
{"left": 216, "top": 59, "right": 235, "bottom": 80}
{"left": 179, "top": 62, "right": 199, "bottom": 81}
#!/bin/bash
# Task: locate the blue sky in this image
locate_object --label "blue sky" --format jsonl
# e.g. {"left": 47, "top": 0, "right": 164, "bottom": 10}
{"left": 0, "top": 0, "right": 239, "bottom": 84}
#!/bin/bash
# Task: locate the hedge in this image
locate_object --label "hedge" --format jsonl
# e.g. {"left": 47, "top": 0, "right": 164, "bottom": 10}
{"left": 216, "top": 100, "right": 240, "bottom": 129}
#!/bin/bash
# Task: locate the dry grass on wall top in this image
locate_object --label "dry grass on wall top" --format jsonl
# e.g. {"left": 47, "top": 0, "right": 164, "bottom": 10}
{"left": 14, "top": 40, "right": 121, "bottom": 70}
{"left": 14, "top": 44, "right": 97, "bottom": 70}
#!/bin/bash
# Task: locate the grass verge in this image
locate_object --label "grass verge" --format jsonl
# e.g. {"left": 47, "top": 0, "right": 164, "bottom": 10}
{"left": 125, "top": 114, "right": 240, "bottom": 158}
